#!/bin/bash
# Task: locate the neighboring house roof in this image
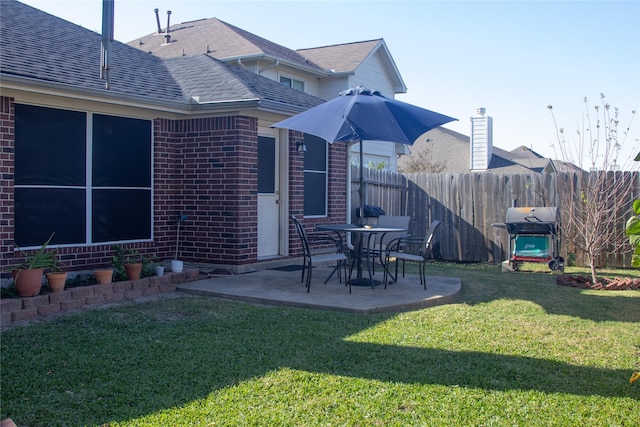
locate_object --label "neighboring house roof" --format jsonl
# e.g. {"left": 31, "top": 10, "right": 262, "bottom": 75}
{"left": 0, "top": 0, "right": 323, "bottom": 114}
{"left": 400, "top": 127, "right": 558, "bottom": 174}
{"left": 128, "top": 17, "right": 325, "bottom": 75}
{"left": 553, "top": 160, "right": 585, "bottom": 173}
{"left": 505, "top": 145, "right": 557, "bottom": 173}
{"left": 298, "top": 39, "right": 406, "bottom": 93}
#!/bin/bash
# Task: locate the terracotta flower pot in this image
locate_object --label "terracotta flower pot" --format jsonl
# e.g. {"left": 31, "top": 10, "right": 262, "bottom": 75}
{"left": 13, "top": 268, "right": 44, "bottom": 297}
{"left": 124, "top": 263, "right": 142, "bottom": 280}
{"left": 94, "top": 269, "right": 113, "bottom": 284}
{"left": 46, "top": 271, "right": 67, "bottom": 293}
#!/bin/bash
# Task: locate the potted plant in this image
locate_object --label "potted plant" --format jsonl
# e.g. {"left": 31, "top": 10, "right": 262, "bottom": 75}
{"left": 155, "top": 263, "right": 165, "bottom": 277}
{"left": 111, "top": 245, "right": 143, "bottom": 281}
{"left": 10, "top": 233, "right": 59, "bottom": 297}
{"left": 45, "top": 259, "right": 67, "bottom": 293}
{"left": 93, "top": 268, "right": 114, "bottom": 284}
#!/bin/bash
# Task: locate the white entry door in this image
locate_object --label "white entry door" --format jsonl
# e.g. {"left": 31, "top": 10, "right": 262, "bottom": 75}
{"left": 257, "top": 135, "right": 280, "bottom": 258}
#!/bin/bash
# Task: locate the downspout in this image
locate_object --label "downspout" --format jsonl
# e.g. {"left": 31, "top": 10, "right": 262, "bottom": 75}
{"left": 237, "top": 59, "right": 248, "bottom": 70}
{"left": 258, "top": 59, "right": 280, "bottom": 75}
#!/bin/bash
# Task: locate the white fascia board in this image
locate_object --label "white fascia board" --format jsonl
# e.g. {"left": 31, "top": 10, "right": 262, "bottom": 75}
{"left": 219, "top": 53, "right": 327, "bottom": 77}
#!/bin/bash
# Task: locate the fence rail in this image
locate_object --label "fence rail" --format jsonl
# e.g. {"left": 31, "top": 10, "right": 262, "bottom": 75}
{"left": 351, "top": 166, "right": 639, "bottom": 268}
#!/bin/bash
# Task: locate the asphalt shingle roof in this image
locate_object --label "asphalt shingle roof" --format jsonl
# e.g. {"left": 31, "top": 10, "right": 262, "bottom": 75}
{"left": 128, "top": 17, "right": 325, "bottom": 72}
{"left": 164, "top": 54, "right": 324, "bottom": 109}
{"left": 297, "top": 40, "right": 382, "bottom": 73}
{"left": 0, "top": 0, "right": 183, "bottom": 103}
{"left": 1, "top": 0, "right": 325, "bottom": 113}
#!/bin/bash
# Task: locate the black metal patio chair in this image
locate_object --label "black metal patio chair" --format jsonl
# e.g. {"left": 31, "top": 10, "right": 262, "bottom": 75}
{"left": 383, "top": 219, "right": 440, "bottom": 290}
{"left": 291, "top": 216, "right": 350, "bottom": 293}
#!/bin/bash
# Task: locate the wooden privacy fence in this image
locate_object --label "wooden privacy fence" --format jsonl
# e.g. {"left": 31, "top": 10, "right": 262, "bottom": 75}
{"left": 351, "top": 166, "right": 639, "bottom": 268}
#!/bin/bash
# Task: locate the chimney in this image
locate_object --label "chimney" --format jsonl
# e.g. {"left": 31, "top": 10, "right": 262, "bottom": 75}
{"left": 470, "top": 107, "right": 493, "bottom": 170}
{"left": 154, "top": 8, "right": 163, "bottom": 33}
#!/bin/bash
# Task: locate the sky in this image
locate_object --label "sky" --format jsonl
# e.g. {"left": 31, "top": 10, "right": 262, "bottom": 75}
{"left": 18, "top": 0, "right": 640, "bottom": 170}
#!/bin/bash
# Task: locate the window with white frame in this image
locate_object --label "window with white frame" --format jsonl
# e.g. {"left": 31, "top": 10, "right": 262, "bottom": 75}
{"left": 303, "top": 134, "right": 327, "bottom": 216}
{"left": 280, "top": 76, "right": 304, "bottom": 92}
{"left": 14, "top": 104, "right": 152, "bottom": 247}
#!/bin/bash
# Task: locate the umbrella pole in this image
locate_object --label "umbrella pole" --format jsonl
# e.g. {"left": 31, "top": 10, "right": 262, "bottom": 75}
{"left": 359, "top": 139, "right": 365, "bottom": 227}
{"left": 357, "top": 139, "right": 365, "bottom": 279}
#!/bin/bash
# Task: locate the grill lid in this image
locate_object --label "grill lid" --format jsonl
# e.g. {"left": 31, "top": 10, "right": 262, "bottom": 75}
{"left": 505, "top": 207, "right": 558, "bottom": 224}
{"left": 504, "top": 207, "right": 559, "bottom": 235}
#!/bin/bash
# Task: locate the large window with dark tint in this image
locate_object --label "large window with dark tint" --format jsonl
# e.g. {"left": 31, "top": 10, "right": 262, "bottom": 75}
{"left": 14, "top": 104, "right": 152, "bottom": 247}
{"left": 92, "top": 114, "right": 152, "bottom": 243}
{"left": 303, "top": 134, "right": 327, "bottom": 216}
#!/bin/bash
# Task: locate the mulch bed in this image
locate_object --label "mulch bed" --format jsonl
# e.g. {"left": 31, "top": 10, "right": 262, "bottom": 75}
{"left": 556, "top": 275, "right": 640, "bottom": 290}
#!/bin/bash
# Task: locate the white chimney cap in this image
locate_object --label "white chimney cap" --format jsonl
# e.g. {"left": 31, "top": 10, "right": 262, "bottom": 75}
{"left": 476, "top": 107, "right": 486, "bottom": 116}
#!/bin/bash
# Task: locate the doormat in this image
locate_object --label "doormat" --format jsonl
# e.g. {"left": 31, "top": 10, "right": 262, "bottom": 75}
{"left": 271, "top": 265, "right": 304, "bottom": 272}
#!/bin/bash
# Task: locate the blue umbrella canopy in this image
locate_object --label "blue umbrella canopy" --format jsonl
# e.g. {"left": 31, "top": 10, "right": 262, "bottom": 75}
{"left": 271, "top": 86, "right": 457, "bottom": 222}
{"left": 272, "top": 86, "right": 457, "bottom": 144}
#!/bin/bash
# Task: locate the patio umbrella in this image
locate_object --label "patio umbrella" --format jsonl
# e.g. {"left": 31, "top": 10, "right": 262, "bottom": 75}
{"left": 271, "top": 85, "right": 457, "bottom": 222}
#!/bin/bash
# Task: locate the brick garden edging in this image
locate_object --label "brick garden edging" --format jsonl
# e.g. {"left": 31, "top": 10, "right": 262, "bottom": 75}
{"left": 0, "top": 269, "right": 202, "bottom": 328}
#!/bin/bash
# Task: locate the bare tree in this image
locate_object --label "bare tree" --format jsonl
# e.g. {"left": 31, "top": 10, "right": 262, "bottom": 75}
{"left": 548, "top": 94, "right": 638, "bottom": 283}
{"left": 398, "top": 147, "right": 447, "bottom": 173}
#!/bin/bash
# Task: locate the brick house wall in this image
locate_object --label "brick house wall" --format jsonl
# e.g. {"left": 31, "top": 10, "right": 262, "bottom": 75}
{"left": 288, "top": 130, "right": 349, "bottom": 249}
{"left": 165, "top": 115, "right": 259, "bottom": 266}
{"left": 1, "top": 95, "right": 349, "bottom": 278}
{"left": 0, "top": 97, "right": 14, "bottom": 274}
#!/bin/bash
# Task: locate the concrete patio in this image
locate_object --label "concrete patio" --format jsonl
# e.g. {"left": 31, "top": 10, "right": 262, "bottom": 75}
{"left": 177, "top": 266, "right": 461, "bottom": 314}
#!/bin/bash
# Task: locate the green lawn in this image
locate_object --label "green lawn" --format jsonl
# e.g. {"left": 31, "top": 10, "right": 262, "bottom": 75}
{"left": 1, "top": 263, "right": 639, "bottom": 426}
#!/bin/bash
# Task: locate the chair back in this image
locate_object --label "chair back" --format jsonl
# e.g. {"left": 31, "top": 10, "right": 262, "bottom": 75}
{"left": 373, "top": 215, "right": 410, "bottom": 249}
{"left": 291, "top": 216, "right": 311, "bottom": 259}
{"left": 421, "top": 219, "right": 441, "bottom": 257}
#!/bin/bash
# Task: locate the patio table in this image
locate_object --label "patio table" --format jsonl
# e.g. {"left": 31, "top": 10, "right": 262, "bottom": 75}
{"left": 316, "top": 224, "right": 407, "bottom": 288}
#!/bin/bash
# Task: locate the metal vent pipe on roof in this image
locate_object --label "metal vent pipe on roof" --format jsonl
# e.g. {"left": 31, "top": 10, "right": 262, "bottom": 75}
{"left": 166, "top": 10, "right": 172, "bottom": 33}
{"left": 154, "top": 8, "right": 163, "bottom": 33}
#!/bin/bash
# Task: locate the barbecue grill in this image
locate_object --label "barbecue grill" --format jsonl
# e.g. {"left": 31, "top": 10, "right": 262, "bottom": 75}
{"left": 499, "top": 207, "right": 563, "bottom": 271}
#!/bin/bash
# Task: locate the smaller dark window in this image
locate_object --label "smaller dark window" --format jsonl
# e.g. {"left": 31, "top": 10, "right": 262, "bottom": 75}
{"left": 303, "top": 134, "right": 328, "bottom": 216}
{"left": 258, "top": 136, "right": 275, "bottom": 194}
{"left": 304, "top": 172, "right": 327, "bottom": 216}
{"left": 280, "top": 76, "right": 304, "bottom": 91}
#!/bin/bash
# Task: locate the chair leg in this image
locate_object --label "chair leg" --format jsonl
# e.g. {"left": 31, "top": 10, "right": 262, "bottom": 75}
{"left": 371, "top": 252, "right": 377, "bottom": 275}
{"left": 344, "top": 259, "right": 351, "bottom": 293}
{"left": 383, "top": 254, "right": 390, "bottom": 289}
{"left": 306, "top": 261, "right": 312, "bottom": 292}
{"left": 384, "top": 255, "right": 399, "bottom": 288}
{"left": 301, "top": 257, "right": 307, "bottom": 283}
